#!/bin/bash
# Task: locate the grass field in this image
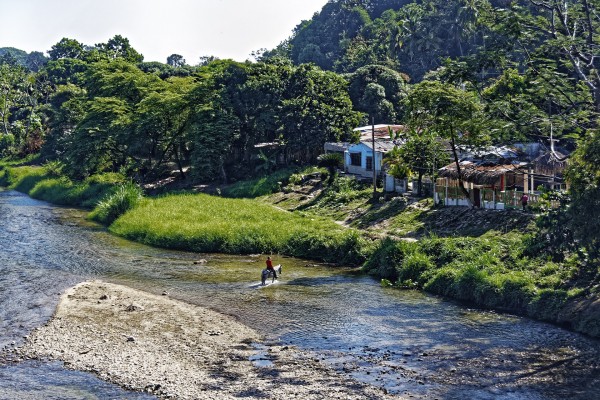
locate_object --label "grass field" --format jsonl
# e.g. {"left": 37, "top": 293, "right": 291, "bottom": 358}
{"left": 110, "top": 193, "right": 367, "bottom": 265}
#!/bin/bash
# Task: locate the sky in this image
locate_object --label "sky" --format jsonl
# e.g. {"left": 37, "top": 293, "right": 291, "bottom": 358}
{"left": 0, "top": 0, "right": 329, "bottom": 63}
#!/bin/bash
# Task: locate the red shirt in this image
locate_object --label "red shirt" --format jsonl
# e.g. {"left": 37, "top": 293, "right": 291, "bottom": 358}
{"left": 266, "top": 259, "right": 273, "bottom": 269}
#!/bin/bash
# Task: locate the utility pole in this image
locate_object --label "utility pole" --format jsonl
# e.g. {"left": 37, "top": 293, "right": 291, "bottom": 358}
{"left": 372, "top": 116, "right": 377, "bottom": 200}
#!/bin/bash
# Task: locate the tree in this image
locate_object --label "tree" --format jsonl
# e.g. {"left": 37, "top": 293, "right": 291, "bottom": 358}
{"left": 346, "top": 64, "right": 408, "bottom": 123}
{"left": 132, "top": 77, "right": 195, "bottom": 180}
{"left": 278, "top": 64, "right": 362, "bottom": 164}
{"left": 395, "top": 130, "right": 449, "bottom": 196}
{"left": 0, "top": 52, "right": 19, "bottom": 67}
{"left": 318, "top": 152, "right": 344, "bottom": 183}
{"left": 26, "top": 51, "right": 48, "bottom": 72}
{"left": 0, "top": 54, "right": 54, "bottom": 156}
{"left": 288, "top": 2, "right": 372, "bottom": 70}
{"left": 406, "top": 80, "right": 487, "bottom": 203}
{"left": 41, "top": 83, "right": 87, "bottom": 160}
{"left": 48, "top": 38, "right": 86, "bottom": 60}
{"left": 166, "top": 54, "right": 186, "bottom": 67}
{"left": 564, "top": 129, "right": 600, "bottom": 259}
{"left": 524, "top": 0, "right": 600, "bottom": 112}
{"left": 61, "top": 96, "right": 132, "bottom": 177}
{"left": 95, "top": 35, "right": 144, "bottom": 63}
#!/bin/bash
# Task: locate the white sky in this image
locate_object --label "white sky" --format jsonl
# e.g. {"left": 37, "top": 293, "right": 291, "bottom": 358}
{"left": 0, "top": 0, "right": 329, "bottom": 64}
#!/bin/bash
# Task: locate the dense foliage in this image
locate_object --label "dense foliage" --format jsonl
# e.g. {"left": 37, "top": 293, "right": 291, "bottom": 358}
{"left": 1, "top": 37, "right": 360, "bottom": 185}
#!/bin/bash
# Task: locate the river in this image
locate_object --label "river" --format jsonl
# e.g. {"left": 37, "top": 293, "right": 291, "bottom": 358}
{"left": 0, "top": 190, "right": 599, "bottom": 399}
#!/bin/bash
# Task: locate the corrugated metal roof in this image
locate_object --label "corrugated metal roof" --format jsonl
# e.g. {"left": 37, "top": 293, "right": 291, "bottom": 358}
{"left": 362, "top": 140, "right": 397, "bottom": 152}
{"left": 354, "top": 124, "right": 406, "bottom": 142}
{"left": 324, "top": 142, "right": 350, "bottom": 152}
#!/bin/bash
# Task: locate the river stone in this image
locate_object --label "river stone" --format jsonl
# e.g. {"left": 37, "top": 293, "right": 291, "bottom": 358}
{"left": 124, "top": 304, "right": 144, "bottom": 312}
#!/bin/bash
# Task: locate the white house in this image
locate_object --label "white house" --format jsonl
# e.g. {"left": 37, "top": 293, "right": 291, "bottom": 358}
{"left": 324, "top": 124, "right": 404, "bottom": 178}
{"left": 344, "top": 140, "right": 396, "bottom": 179}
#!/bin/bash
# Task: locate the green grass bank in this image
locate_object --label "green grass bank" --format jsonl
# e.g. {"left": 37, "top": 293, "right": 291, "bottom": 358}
{"left": 0, "top": 163, "right": 126, "bottom": 209}
{"left": 2, "top": 163, "right": 598, "bottom": 337}
{"left": 110, "top": 194, "right": 366, "bottom": 265}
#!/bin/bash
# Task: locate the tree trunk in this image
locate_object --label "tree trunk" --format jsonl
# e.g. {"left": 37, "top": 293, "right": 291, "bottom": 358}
{"left": 450, "top": 132, "right": 472, "bottom": 206}
{"left": 220, "top": 159, "right": 227, "bottom": 184}
{"left": 174, "top": 145, "right": 186, "bottom": 180}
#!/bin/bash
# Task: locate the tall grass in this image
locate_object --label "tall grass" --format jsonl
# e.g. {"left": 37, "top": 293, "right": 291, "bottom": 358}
{"left": 89, "top": 182, "right": 143, "bottom": 224}
{"left": 0, "top": 164, "right": 126, "bottom": 208}
{"left": 364, "top": 232, "right": 582, "bottom": 323}
{"left": 110, "top": 193, "right": 366, "bottom": 265}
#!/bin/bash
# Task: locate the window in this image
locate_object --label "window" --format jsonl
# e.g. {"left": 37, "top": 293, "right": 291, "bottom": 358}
{"left": 350, "top": 152, "right": 361, "bottom": 166}
{"left": 366, "top": 156, "right": 373, "bottom": 171}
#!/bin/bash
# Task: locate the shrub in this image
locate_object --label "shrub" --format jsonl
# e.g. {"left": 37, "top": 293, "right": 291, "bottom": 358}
{"left": 423, "top": 267, "right": 460, "bottom": 296}
{"left": 319, "top": 176, "right": 371, "bottom": 206}
{"left": 499, "top": 273, "right": 535, "bottom": 312}
{"left": 397, "top": 251, "right": 434, "bottom": 285}
{"left": 528, "top": 289, "right": 569, "bottom": 321}
{"left": 287, "top": 167, "right": 325, "bottom": 185}
{"left": 91, "top": 182, "right": 143, "bottom": 225}
{"left": 0, "top": 134, "right": 15, "bottom": 155}
{"left": 223, "top": 169, "right": 295, "bottom": 198}
{"left": 43, "top": 160, "right": 65, "bottom": 177}
{"left": 452, "top": 264, "right": 489, "bottom": 302}
{"left": 363, "top": 238, "right": 418, "bottom": 281}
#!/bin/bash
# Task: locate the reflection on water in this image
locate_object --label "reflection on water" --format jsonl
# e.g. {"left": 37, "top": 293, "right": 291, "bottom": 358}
{"left": 0, "top": 361, "right": 154, "bottom": 400}
{"left": 1, "top": 190, "right": 599, "bottom": 399}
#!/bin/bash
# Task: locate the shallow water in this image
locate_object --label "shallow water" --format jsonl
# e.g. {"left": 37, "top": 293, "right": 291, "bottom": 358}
{"left": 0, "top": 190, "right": 599, "bottom": 399}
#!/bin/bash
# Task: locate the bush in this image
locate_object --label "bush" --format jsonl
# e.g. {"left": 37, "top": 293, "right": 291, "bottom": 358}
{"left": 287, "top": 167, "right": 325, "bottom": 185}
{"left": 423, "top": 267, "right": 459, "bottom": 296}
{"left": 527, "top": 289, "right": 569, "bottom": 321}
{"left": 90, "top": 182, "right": 143, "bottom": 225}
{"left": 363, "top": 238, "right": 418, "bottom": 281}
{"left": 0, "top": 134, "right": 16, "bottom": 156}
{"left": 397, "top": 251, "right": 434, "bottom": 285}
{"left": 319, "top": 176, "right": 371, "bottom": 206}
{"left": 223, "top": 169, "right": 295, "bottom": 198}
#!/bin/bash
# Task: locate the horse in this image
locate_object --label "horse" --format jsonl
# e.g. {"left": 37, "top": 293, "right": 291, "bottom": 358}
{"left": 261, "top": 264, "right": 282, "bottom": 286}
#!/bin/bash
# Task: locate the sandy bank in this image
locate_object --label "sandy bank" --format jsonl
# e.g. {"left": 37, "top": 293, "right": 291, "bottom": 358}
{"left": 20, "top": 281, "right": 396, "bottom": 399}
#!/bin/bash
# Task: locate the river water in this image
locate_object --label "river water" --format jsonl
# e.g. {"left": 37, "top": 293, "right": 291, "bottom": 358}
{"left": 0, "top": 190, "right": 599, "bottom": 399}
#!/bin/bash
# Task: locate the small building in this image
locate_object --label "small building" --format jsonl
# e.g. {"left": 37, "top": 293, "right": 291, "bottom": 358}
{"left": 435, "top": 141, "right": 570, "bottom": 209}
{"left": 345, "top": 140, "right": 396, "bottom": 180}
{"left": 324, "top": 124, "right": 404, "bottom": 181}
{"left": 436, "top": 160, "right": 529, "bottom": 209}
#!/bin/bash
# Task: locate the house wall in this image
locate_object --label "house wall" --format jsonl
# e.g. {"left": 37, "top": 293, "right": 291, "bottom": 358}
{"left": 345, "top": 143, "right": 384, "bottom": 179}
{"left": 385, "top": 175, "right": 407, "bottom": 193}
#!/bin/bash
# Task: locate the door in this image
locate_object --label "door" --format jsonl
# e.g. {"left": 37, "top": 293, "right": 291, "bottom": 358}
{"left": 473, "top": 188, "right": 481, "bottom": 208}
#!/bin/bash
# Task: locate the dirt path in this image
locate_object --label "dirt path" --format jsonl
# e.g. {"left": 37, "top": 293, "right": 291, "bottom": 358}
{"left": 19, "top": 281, "right": 397, "bottom": 399}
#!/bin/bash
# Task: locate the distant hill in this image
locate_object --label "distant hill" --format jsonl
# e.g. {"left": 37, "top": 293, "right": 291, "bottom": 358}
{"left": 0, "top": 47, "right": 48, "bottom": 71}
{"left": 271, "top": 0, "right": 510, "bottom": 81}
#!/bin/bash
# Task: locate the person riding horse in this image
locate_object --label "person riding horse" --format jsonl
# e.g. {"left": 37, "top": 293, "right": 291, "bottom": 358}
{"left": 261, "top": 257, "right": 282, "bottom": 285}
{"left": 265, "top": 256, "right": 277, "bottom": 279}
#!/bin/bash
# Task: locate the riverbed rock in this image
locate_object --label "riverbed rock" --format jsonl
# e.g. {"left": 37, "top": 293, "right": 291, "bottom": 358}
{"left": 124, "top": 303, "right": 144, "bottom": 312}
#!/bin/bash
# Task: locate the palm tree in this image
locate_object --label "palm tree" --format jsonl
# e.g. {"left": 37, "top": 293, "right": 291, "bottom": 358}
{"left": 317, "top": 152, "right": 344, "bottom": 184}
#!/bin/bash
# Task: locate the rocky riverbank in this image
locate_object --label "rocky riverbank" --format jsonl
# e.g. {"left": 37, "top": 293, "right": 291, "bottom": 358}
{"left": 17, "top": 281, "right": 396, "bottom": 399}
